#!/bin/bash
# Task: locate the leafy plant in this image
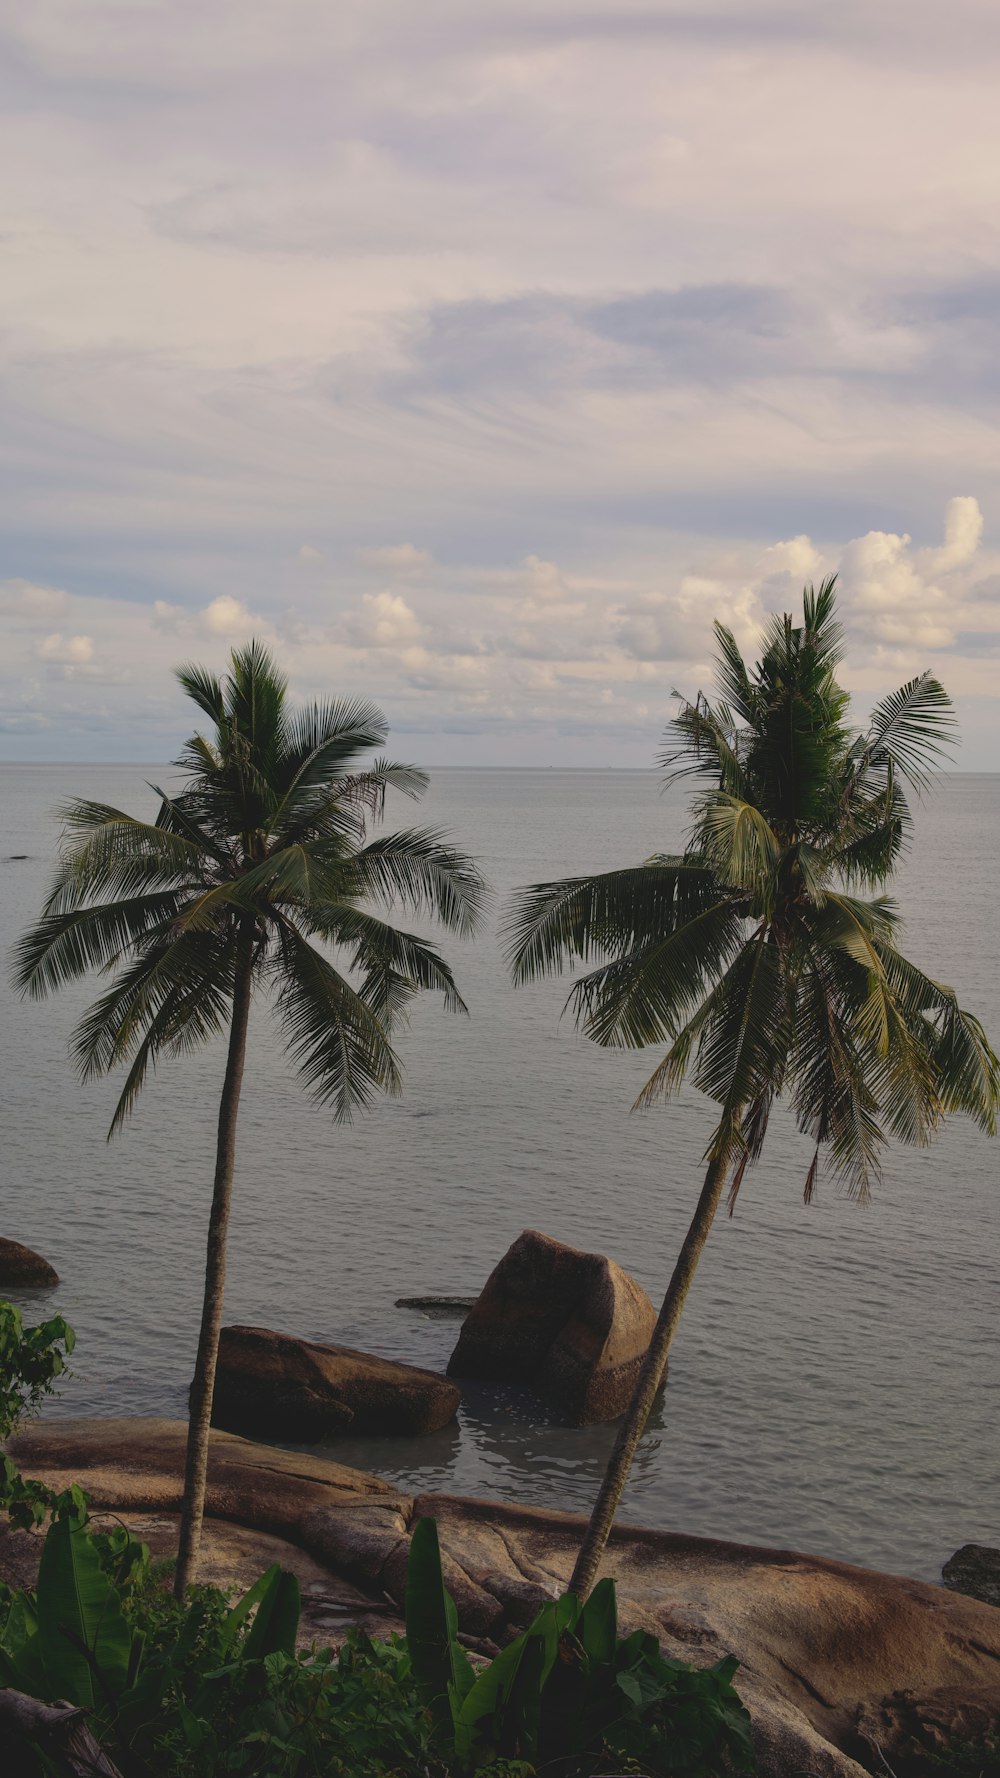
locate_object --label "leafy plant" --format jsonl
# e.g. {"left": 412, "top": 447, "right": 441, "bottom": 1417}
{"left": 0, "top": 1512, "right": 753, "bottom": 1776}
{"left": 404, "top": 1516, "right": 754, "bottom": 1776}
{"left": 0, "top": 1300, "right": 84, "bottom": 1530}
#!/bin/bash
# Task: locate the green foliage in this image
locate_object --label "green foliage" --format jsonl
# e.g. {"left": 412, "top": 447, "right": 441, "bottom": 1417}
{"left": 0, "top": 1301, "right": 85, "bottom": 1531}
{"left": 0, "top": 1513, "right": 754, "bottom": 1777}
{"left": 924, "top": 1732, "right": 1000, "bottom": 1778}
{"left": 0, "top": 1301, "right": 75, "bottom": 1443}
{"left": 404, "top": 1514, "right": 754, "bottom": 1776}
{"left": 505, "top": 580, "right": 1000, "bottom": 1203}
{"left": 12, "top": 640, "right": 486, "bottom": 1132}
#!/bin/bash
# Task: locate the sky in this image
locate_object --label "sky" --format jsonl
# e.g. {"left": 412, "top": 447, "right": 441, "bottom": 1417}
{"left": 2, "top": 0, "right": 1000, "bottom": 766}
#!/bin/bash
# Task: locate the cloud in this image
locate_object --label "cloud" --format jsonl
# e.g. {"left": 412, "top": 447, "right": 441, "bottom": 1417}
{"left": 347, "top": 590, "right": 424, "bottom": 648}
{"left": 152, "top": 600, "right": 185, "bottom": 630}
{"left": 0, "top": 580, "right": 70, "bottom": 625}
{"left": 931, "top": 495, "right": 983, "bottom": 572}
{"left": 355, "top": 543, "right": 432, "bottom": 573}
{"left": 838, "top": 498, "right": 989, "bottom": 650}
{"left": 37, "top": 633, "right": 94, "bottom": 664}
{"left": 200, "top": 596, "right": 267, "bottom": 638}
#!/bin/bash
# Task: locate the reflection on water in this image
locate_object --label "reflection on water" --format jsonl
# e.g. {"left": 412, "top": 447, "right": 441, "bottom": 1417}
{"left": 324, "top": 1378, "right": 669, "bottom": 1511}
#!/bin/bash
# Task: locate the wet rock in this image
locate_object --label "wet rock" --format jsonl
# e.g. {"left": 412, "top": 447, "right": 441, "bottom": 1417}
{"left": 447, "top": 1228, "right": 656, "bottom": 1424}
{"left": 212, "top": 1324, "right": 460, "bottom": 1441}
{"left": 0, "top": 1237, "right": 59, "bottom": 1288}
{"left": 942, "top": 1542, "right": 1000, "bottom": 1609}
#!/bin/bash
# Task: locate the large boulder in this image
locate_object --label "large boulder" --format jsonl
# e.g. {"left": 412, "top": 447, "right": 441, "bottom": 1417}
{"left": 447, "top": 1229, "right": 656, "bottom": 1424}
{"left": 211, "top": 1324, "right": 461, "bottom": 1441}
{"left": 0, "top": 1237, "right": 58, "bottom": 1288}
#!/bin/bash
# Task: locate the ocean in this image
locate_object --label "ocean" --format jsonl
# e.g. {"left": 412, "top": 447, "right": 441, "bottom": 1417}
{"left": 2, "top": 765, "right": 997, "bottom": 1581}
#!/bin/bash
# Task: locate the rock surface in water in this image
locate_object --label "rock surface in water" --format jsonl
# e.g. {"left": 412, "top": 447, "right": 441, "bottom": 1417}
{"left": 0, "top": 1236, "right": 59, "bottom": 1288}
{"left": 8, "top": 1417, "right": 1000, "bottom": 1778}
{"left": 942, "top": 1542, "right": 1000, "bottom": 1608}
{"left": 447, "top": 1228, "right": 656, "bottom": 1424}
{"left": 211, "top": 1323, "right": 460, "bottom": 1441}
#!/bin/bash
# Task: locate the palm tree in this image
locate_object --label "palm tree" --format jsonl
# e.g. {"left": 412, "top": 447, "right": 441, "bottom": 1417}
{"left": 505, "top": 581, "right": 999, "bottom": 1600}
{"left": 13, "top": 641, "right": 485, "bottom": 1595}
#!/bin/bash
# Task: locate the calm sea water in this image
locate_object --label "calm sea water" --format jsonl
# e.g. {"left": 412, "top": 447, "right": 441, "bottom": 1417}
{"left": 2, "top": 766, "right": 998, "bottom": 1582}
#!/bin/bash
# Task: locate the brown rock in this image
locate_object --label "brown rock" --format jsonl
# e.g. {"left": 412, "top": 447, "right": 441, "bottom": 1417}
{"left": 0, "top": 1237, "right": 59, "bottom": 1288}
{"left": 7, "top": 1417, "right": 1000, "bottom": 1778}
{"left": 447, "top": 1229, "right": 656, "bottom": 1423}
{"left": 212, "top": 1324, "right": 460, "bottom": 1441}
{"left": 6, "top": 1416, "right": 399, "bottom": 1537}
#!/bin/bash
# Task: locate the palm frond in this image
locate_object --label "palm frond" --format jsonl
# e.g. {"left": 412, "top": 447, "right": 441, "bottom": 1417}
{"left": 11, "top": 894, "right": 182, "bottom": 1000}
{"left": 710, "top": 624, "right": 758, "bottom": 724}
{"left": 175, "top": 663, "right": 226, "bottom": 726}
{"left": 225, "top": 639, "right": 288, "bottom": 764}
{"left": 693, "top": 931, "right": 793, "bottom": 1140}
{"left": 348, "top": 828, "right": 487, "bottom": 937}
{"left": 504, "top": 860, "right": 721, "bottom": 984}
{"left": 271, "top": 701, "right": 392, "bottom": 837}
{"left": 632, "top": 984, "right": 726, "bottom": 1110}
{"left": 305, "top": 906, "right": 468, "bottom": 1021}
{"left": 788, "top": 953, "right": 885, "bottom": 1199}
{"left": 694, "top": 793, "right": 781, "bottom": 892}
{"left": 45, "top": 806, "right": 210, "bottom": 909}
{"left": 71, "top": 929, "right": 238, "bottom": 1082}
{"left": 105, "top": 960, "right": 235, "bottom": 1137}
{"left": 853, "top": 672, "right": 956, "bottom": 790}
{"left": 567, "top": 899, "right": 745, "bottom": 1049}
{"left": 660, "top": 694, "right": 746, "bottom": 797}
{"left": 150, "top": 784, "right": 234, "bottom": 868}
{"left": 274, "top": 923, "right": 401, "bottom": 1121}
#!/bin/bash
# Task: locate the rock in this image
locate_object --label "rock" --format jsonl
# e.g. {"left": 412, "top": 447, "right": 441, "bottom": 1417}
{"left": 0, "top": 1237, "right": 59, "bottom": 1288}
{"left": 7, "top": 1417, "right": 1000, "bottom": 1778}
{"left": 211, "top": 1324, "right": 461, "bottom": 1441}
{"left": 0, "top": 1509, "right": 406, "bottom": 1650}
{"left": 6, "top": 1417, "right": 399, "bottom": 1525}
{"left": 447, "top": 1229, "right": 656, "bottom": 1424}
{"left": 942, "top": 1543, "right": 1000, "bottom": 1609}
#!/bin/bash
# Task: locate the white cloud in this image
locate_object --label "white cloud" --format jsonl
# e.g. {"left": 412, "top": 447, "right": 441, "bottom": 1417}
{"left": 200, "top": 595, "right": 266, "bottom": 637}
{"left": 37, "top": 632, "right": 94, "bottom": 663}
{"left": 297, "top": 543, "right": 324, "bottom": 563}
{"left": 355, "top": 544, "right": 432, "bottom": 574}
{"left": 928, "top": 494, "right": 983, "bottom": 573}
{"left": 520, "top": 555, "right": 571, "bottom": 604}
{"left": 348, "top": 590, "right": 424, "bottom": 648}
{"left": 761, "top": 537, "right": 824, "bottom": 581}
{"left": 838, "top": 500, "right": 990, "bottom": 650}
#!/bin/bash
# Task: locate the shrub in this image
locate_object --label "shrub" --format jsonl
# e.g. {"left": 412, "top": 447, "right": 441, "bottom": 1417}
{"left": 0, "top": 1510, "right": 754, "bottom": 1776}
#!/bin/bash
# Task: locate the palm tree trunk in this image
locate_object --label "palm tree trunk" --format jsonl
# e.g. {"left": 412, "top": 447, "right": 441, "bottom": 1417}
{"left": 174, "top": 921, "right": 256, "bottom": 1598}
{"left": 568, "top": 1152, "right": 729, "bottom": 1600}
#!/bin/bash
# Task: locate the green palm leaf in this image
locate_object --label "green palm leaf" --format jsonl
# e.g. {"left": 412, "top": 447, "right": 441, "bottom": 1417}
{"left": 274, "top": 923, "right": 401, "bottom": 1121}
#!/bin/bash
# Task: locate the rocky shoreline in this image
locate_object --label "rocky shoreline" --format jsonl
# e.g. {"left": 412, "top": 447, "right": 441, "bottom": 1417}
{"left": 5, "top": 1415, "right": 1000, "bottom": 1778}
